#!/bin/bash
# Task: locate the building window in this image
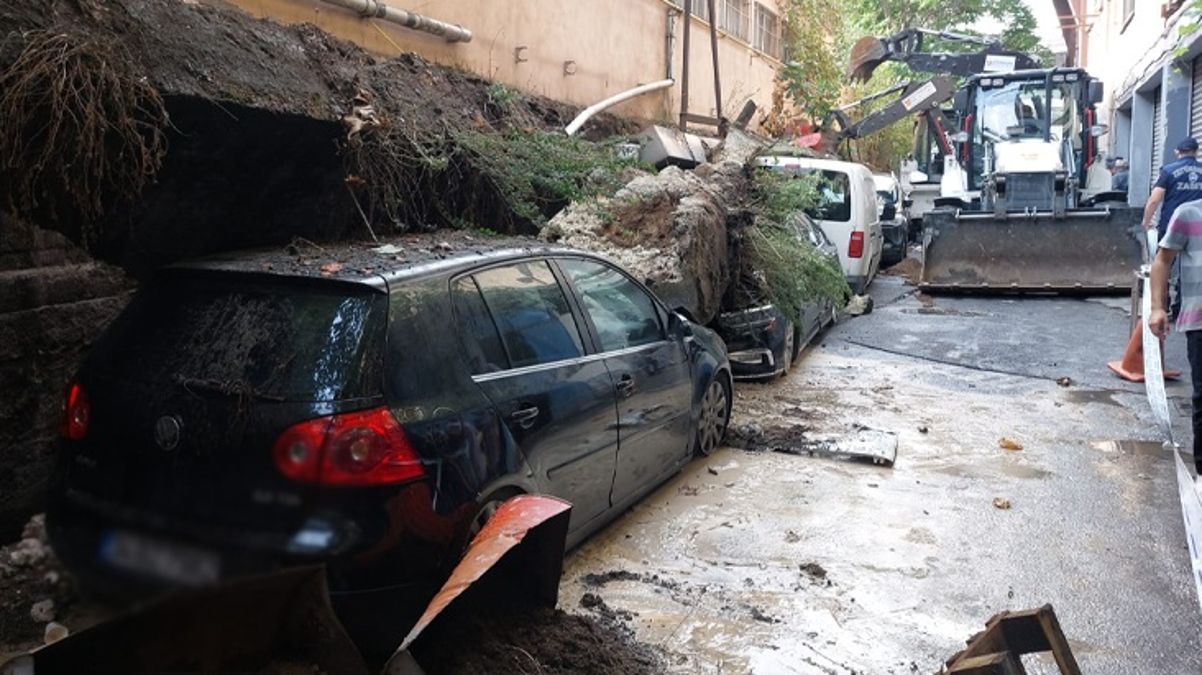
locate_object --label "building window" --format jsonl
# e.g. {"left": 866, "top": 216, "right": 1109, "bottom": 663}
{"left": 669, "top": 0, "right": 710, "bottom": 22}
{"left": 753, "top": 3, "right": 781, "bottom": 59}
{"left": 719, "top": 0, "right": 750, "bottom": 42}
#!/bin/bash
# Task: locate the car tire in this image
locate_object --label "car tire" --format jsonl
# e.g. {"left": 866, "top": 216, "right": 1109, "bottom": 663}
{"left": 694, "top": 374, "right": 731, "bottom": 457}
{"left": 451, "top": 487, "right": 523, "bottom": 562}
{"left": 780, "top": 322, "right": 800, "bottom": 378}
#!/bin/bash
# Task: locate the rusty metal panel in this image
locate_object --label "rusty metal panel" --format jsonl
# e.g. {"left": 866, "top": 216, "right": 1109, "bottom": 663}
{"left": 919, "top": 207, "right": 1142, "bottom": 293}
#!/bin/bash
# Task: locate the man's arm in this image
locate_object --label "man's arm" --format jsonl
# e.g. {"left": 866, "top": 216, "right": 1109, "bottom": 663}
{"left": 1143, "top": 186, "right": 1166, "bottom": 230}
{"left": 1150, "top": 246, "right": 1178, "bottom": 338}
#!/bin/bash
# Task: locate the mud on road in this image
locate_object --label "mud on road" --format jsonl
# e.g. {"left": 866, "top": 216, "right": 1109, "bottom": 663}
{"left": 560, "top": 277, "right": 1202, "bottom": 674}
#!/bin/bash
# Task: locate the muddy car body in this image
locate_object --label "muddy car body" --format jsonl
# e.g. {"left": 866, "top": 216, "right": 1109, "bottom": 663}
{"left": 717, "top": 214, "right": 839, "bottom": 380}
{"left": 46, "top": 242, "right": 731, "bottom": 650}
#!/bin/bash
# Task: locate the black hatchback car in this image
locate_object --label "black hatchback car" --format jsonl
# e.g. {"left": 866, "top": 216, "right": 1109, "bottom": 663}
{"left": 47, "top": 242, "right": 730, "bottom": 647}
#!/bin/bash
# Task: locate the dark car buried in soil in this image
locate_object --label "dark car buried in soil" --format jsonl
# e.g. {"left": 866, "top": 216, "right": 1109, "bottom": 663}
{"left": 47, "top": 242, "right": 731, "bottom": 653}
{"left": 717, "top": 213, "right": 840, "bottom": 380}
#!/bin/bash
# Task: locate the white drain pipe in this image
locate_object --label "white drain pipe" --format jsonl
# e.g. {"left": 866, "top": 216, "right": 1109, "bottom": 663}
{"left": 565, "top": 79, "right": 675, "bottom": 136}
{"left": 320, "top": 0, "right": 473, "bottom": 43}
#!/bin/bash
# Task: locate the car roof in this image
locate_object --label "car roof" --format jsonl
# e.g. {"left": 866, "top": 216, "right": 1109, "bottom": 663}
{"left": 168, "top": 233, "right": 596, "bottom": 290}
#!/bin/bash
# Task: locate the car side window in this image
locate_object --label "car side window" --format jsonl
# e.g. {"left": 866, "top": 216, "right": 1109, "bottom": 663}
{"left": 451, "top": 276, "right": 509, "bottom": 374}
{"left": 559, "top": 259, "right": 664, "bottom": 352}
{"left": 473, "top": 260, "right": 584, "bottom": 369}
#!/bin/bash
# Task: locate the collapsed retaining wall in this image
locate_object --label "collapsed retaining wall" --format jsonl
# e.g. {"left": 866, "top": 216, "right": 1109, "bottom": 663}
{"left": 0, "top": 215, "right": 133, "bottom": 542}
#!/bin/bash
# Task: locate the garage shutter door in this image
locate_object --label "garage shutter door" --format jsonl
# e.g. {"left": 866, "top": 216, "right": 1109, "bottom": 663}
{"left": 1192, "top": 55, "right": 1202, "bottom": 138}
{"left": 1152, "top": 86, "right": 1165, "bottom": 188}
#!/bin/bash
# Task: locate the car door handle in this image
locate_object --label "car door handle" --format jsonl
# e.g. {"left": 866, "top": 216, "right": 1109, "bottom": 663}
{"left": 616, "top": 375, "right": 635, "bottom": 398}
{"left": 509, "top": 406, "right": 540, "bottom": 429}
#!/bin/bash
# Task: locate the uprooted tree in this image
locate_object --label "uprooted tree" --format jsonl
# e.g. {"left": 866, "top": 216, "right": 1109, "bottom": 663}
{"left": 0, "top": 30, "right": 169, "bottom": 242}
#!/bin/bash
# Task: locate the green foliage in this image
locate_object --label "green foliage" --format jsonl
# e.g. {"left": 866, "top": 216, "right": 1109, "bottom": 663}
{"left": 485, "top": 82, "right": 520, "bottom": 113}
{"left": 752, "top": 168, "right": 824, "bottom": 222}
{"left": 744, "top": 169, "right": 851, "bottom": 320}
{"left": 776, "top": 0, "right": 844, "bottom": 121}
{"left": 453, "top": 130, "right": 642, "bottom": 226}
{"left": 846, "top": 0, "right": 1051, "bottom": 64}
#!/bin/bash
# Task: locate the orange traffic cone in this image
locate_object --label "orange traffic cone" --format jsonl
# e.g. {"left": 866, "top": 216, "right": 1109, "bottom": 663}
{"left": 1107, "top": 321, "right": 1181, "bottom": 382}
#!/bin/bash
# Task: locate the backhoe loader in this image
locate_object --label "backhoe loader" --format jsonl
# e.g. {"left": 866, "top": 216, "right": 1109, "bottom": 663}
{"left": 846, "top": 30, "right": 1141, "bottom": 292}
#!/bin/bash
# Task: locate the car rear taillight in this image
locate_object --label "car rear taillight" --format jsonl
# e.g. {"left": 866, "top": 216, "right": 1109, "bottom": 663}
{"left": 848, "top": 231, "right": 865, "bottom": 259}
{"left": 61, "top": 381, "right": 90, "bottom": 441}
{"left": 273, "top": 407, "right": 425, "bottom": 486}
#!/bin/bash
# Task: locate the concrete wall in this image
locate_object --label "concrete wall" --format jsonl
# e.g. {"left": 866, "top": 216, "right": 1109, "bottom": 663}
{"left": 217, "top": 0, "right": 785, "bottom": 128}
{"left": 1083, "top": 0, "right": 1198, "bottom": 204}
{"left": 0, "top": 214, "right": 133, "bottom": 541}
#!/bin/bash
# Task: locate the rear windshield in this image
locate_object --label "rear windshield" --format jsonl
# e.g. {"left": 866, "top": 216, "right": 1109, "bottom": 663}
{"left": 87, "top": 274, "right": 386, "bottom": 402}
{"left": 808, "top": 170, "right": 852, "bottom": 222}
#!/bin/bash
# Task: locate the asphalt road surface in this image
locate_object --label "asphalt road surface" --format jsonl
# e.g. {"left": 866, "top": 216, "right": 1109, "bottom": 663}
{"left": 561, "top": 275, "right": 1202, "bottom": 674}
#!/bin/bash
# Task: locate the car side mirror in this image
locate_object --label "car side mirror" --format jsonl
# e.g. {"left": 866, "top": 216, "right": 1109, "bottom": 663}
{"left": 1088, "top": 80, "right": 1104, "bottom": 104}
{"left": 882, "top": 203, "right": 897, "bottom": 220}
{"left": 902, "top": 198, "right": 914, "bottom": 208}
{"left": 670, "top": 308, "right": 694, "bottom": 336}
{"left": 1089, "top": 124, "right": 1109, "bottom": 138}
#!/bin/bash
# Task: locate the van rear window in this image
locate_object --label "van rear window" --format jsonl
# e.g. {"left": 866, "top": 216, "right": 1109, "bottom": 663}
{"left": 87, "top": 275, "right": 385, "bottom": 402}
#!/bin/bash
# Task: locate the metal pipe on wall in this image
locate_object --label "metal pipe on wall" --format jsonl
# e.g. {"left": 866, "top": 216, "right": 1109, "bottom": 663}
{"left": 666, "top": 7, "right": 678, "bottom": 81}
{"left": 319, "top": 0, "right": 473, "bottom": 43}
{"left": 565, "top": 79, "right": 676, "bottom": 136}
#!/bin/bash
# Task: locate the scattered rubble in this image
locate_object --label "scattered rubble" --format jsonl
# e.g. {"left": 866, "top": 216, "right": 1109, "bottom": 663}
{"left": 1057, "top": 377, "right": 1074, "bottom": 387}
{"left": 799, "top": 562, "right": 829, "bottom": 580}
{"left": 998, "top": 437, "right": 1024, "bottom": 451}
{"left": 0, "top": 515, "right": 105, "bottom": 657}
{"left": 993, "top": 498, "right": 1013, "bottom": 510}
{"left": 845, "top": 294, "right": 874, "bottom": 316}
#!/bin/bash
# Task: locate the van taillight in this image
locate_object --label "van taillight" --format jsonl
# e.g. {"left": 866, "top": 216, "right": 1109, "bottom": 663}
{"left": 61, "top": 382, "right": 90, "bottom": 441}
{"left": 273, "top": 407, "right": 425, "bottom": 486}
{"left": 848, "top": 231, "right": 865, "bottom": 258}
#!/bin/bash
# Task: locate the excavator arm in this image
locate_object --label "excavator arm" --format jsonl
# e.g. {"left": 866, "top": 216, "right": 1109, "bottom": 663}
{"left": 830, "top": 76, "right": 958, "bottom": 141}
{"left": 849, "top": 27, "right": 1040, "bottom": 81}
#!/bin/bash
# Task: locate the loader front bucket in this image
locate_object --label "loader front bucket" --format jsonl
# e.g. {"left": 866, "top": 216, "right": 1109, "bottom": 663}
{"left": 849, "top": 35, "right": 889, "bottom": 81}
{"left": 920, "top": 207, "right": 1142, "bottom": 293}
{"left": 2, "top": 566, "right": 368, "bottom": 675}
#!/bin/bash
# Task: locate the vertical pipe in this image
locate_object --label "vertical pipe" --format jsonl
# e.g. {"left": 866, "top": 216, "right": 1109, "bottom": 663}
{"left": 666, "top": 8, "right": 677, "bottom": 81}
{"left": 680, "top": 0, "right": 692, "bottom": 130}
{"left": 707, "top": 0, "right": 723, "bottom": 132}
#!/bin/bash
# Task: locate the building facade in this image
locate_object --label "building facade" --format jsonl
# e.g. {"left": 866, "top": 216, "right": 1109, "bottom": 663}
{"left": 1080, "top": 0, "right": 1198, "bottom": 204}
{"left": 217, "top": 0, "right": 787, "bottom": 129}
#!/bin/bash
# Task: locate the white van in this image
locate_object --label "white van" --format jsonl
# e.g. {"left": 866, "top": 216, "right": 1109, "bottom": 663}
{"left": 754, "top": 155, "right": 883, "bottom": 293}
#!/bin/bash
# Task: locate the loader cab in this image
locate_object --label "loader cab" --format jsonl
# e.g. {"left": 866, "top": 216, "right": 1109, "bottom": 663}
{"left": 963, "top": 68, "right": 1101, "bottom": 194}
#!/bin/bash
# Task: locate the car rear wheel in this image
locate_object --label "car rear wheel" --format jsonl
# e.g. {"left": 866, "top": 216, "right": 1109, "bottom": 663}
{"left": 451, "top": 487, "right": 522, "bottom": 563}
{"left": 694, "top": 375, "right": 731, "bottom": 457}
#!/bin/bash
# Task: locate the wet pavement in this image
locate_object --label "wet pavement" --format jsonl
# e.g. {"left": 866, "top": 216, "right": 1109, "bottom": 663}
{"left": 560, "top": 275, "right": 1202, "bottom": 674}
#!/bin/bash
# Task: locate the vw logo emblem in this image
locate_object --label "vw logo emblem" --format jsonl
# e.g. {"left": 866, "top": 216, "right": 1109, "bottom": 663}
{"left": 154, "top": 415, "right": 183, "bottom": 451}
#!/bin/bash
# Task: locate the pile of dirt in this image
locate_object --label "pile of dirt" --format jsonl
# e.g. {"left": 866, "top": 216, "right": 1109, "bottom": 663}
{"left": 0, "top": 0, "right": 641, "bottom": 272}
{"left": 408, "top": 605, "right": 661, "bottom": 675}
{"left": 882, "top": 256, "right": 922, "bottom": 284}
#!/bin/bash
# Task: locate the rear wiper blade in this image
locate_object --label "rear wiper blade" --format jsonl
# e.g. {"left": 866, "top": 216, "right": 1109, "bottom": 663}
{"left": 171, "top": 374, "right": 286, "bottom": 402}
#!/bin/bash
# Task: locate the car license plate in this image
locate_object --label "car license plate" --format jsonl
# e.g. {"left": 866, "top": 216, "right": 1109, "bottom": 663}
{"left": 99, "top": 530, "right": 221, "bottom": 585}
